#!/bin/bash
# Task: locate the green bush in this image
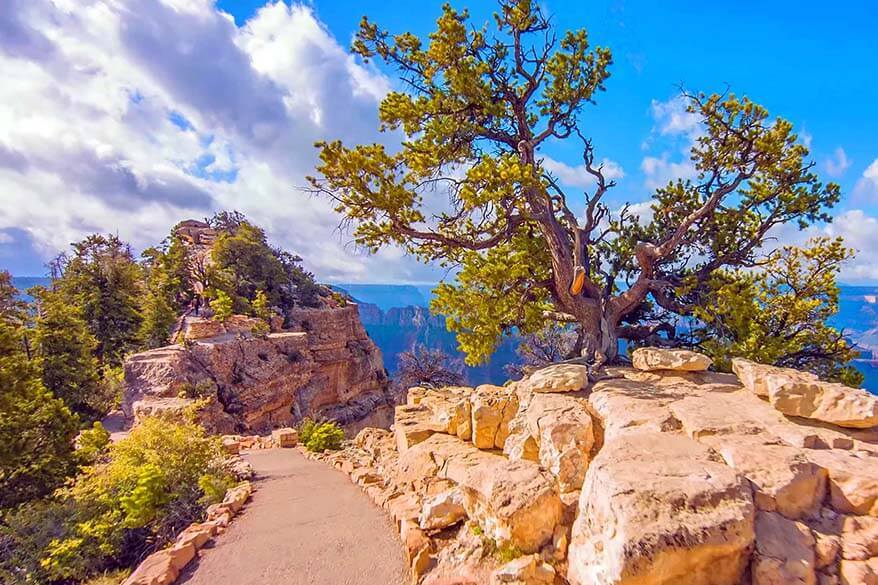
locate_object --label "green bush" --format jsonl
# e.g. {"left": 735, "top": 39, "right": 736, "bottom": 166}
{"left": 298, "top": 417, "right": 317, "bottom": 445}
{"left": 303, "top": 421, "right": 344, "bottom": 452}
{"left": 210, "top": 290, "right": 233, "bottom": 323}
{"left": 0, "top": 417, "right": 233, "bottom": 583}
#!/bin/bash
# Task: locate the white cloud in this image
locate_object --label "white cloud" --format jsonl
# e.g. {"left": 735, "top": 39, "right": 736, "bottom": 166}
{"left": 0, "top": 0, "right": 444, "bottom": 283}
{"left": 769, "top": 208, "right": 878, "bottom": 283}
{"left": 640, "top": 95, "right": 701, "bottom": 191}
{"left": 649, "top": 96, "right": 700, "bottom": 140}
{"left": 824, "top": 146, "right": 851, "bottom": 177}
{"left": 852, "top": 159, "right": 878, "bottom": 205}
{"left": 542, "top": 156, "right": 624, "bottom": 189}
{"left": 640, "top": 154, "right": 697, "bottom": 191}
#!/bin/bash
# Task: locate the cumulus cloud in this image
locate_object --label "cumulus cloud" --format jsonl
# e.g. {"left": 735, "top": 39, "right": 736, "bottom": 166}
{"left": 640, "top": 95, "right": 700, "bottom": 191}
{"left": 824, "top": 147, "right": 851, "bottom": 178}
{"left": 640, "top": 154, "right": 697, "bottom": 191}
{"left": 0, "top": 0, "right": 441, "bottom": 283}
{"left": 542, "top": 156, "right": 624, "bottom": 189}
{"left": 649, "top": 96, "right": 700, "bottom": 140}
{"left": 852, "top": 159, "right": 878, "bottom": 205}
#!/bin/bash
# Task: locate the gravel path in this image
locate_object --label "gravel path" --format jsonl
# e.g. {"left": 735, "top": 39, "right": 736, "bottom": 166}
{"left": 178, "top": 448, "right": 408, "bottom": 585}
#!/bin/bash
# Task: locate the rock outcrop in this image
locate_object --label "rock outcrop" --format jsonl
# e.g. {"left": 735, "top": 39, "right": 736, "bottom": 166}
{"left": 122, "top": 304, "right": 393, "bottom": 435}
{"left": 308, "top": 348, "right": 878, "bottom": 585}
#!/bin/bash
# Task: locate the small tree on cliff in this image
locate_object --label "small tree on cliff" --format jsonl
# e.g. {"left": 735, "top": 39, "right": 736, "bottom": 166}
{"left": 309, "top": 1, "right": 841, "bottom": 369}
{"left": 395, "top": 345, "right": 465, "bottom": 391}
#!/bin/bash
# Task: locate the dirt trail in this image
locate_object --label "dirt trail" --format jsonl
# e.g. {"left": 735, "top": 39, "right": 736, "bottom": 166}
{"left": 178, "top": 448, "right": 408, "bottom": 585}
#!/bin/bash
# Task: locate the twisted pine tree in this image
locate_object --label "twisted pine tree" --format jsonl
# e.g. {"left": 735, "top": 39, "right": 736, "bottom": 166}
{"left": 309, "top": 1, "right": 842, "bottom": 370}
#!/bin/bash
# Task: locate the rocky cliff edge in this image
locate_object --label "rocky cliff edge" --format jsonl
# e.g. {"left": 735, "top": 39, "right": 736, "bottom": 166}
{"left": 121, "top": 303, "right": 393, "bottom": 435}
{"left": 310, "top": 348, "right": 878, "bottom": 585}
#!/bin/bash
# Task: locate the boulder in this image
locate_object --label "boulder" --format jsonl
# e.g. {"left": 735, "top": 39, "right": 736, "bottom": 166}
{"left": 767, "top": 376, "right": 878, "bottom": 429}
{"left": 416, "top": 434, "right": 563, "bottom": 553}
{"left": 516, "top": 393, "right": 595, "bottom": 492}
{"left": 806, "top": 450, "right": 878, "bottom": 516}
{"left": 732, "top": 358, "right": 816, "bottom": 398}
{"left": 631, "top": 347, "right": 712, "bottom": 372}
{"left": 184, "top": 317, "right": 225, "bottom": 340}
{"left": 751, "top": 511, "right": 816, "bottom": 585}
{"left": 394, "top": 404, "right": 444, "bottom": 454}
{"left": 271, "top": 427, "right": 298, "bottom": 448}
{"left": 419, "top": 387, "right": 473, "bottom": 441}
{"left": 123, "top": 549, "right": 179, "bottom": 585}
{"left": 490, "top": 554, "right": 555, "bottom": 585}
{"left": 840, "top": 558, "right": 878, "bottom": 584}
{"left": 221, "top": 436, "right": 240, "bottom": 454}
{"left": 841, "top": 515, "right": 878, "bottom": 561}
{"left": 521, "top": 364, "right": 590, "bottom": 393}
{"left": 567, "top": 432, "right": 755, "bottom": 585}
{"left": 470, "top": 386, "right": 518, "bottom": 450}
{"left": 701, "top": 434, "right": 827, "bottom": 519}
{"left": 419, "top": 488, "right": 467, "bottom": 531}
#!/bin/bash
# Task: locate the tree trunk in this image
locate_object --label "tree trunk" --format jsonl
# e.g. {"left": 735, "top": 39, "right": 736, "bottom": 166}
{"left": 579, "top": 312, "right": 618, "bottom": 367}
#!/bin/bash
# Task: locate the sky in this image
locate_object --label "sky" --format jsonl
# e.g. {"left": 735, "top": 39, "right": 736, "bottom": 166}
{"left": 0, "top": 0, "right": 876, "bottom": 283}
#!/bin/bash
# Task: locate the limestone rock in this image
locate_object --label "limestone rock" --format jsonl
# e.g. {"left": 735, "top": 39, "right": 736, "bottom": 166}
{"left": 419, "top": 489, "right": 467, "bottom": 531}
{"left": 732, "top": 358, "right": 816, "bottom": 398}
{"left": 414, "top": 434, "right": 563, "bottom": 553}
{"left": 841, "top": 515, "right": 878, "bottom": 560}
{"left": 513, "top": 393, "right": 595, "bottom": 492}
{"left": 420, "top": 387, "right": 473, "bottom": 441}
{"left": 631, "top": 347, "right": 712, "bottom": 372}
{"left": 271, "top": 427, "right": 298, "bottom": 448}
{"left": 470, "top": 386, "right": 518, "bottom": 450}
{"left": 123, "top": 304, "right": 393, "bottom": 435}
{"left": 806, "top": 450, "right": 878, "bottom": 516}
{"left": 840, "top": 558, "right": 878, "bottom": 584}
{"left": 521, "top": 363, "right": 590, "bottom": 393}
{"left": 702, "top": 434, "right": 827, "bottom": 519}
{"left": 490, "top": 554, "right": 555, "bottom": 585}
{"left": 394, "top": 404, "right": 444, "bottom": 454}
{"left": 751, "top": 511, "right": 816, "bottom": 585}
{"left": 567, "top": 432, "right": 755, "bottom": 585}
{"left": 588, "top": 376, "right": 683, "bottom": 440}
{"left": 123, "top": 549, "right": 179, "bottom": 585}
{"left": 767, "top": 376, "right": 878, "bottom": 429}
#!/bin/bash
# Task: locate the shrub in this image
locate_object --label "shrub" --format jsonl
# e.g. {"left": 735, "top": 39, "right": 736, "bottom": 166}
{"left": 298, "top": 417, "right": 317, "bottom": 445}
{"left": 2, "top": 417, "right": 233, "bottom": 583}
{"left": 210, "top": 290, "right": 233, "bottom": 323}
{"left": 301, "top": 420, "right": 344, "bottom": 452}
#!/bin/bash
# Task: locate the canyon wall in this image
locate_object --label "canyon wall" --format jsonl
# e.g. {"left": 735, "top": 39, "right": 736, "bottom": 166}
{"left": 121, "top": 303, "right": 394, "bottom": 435}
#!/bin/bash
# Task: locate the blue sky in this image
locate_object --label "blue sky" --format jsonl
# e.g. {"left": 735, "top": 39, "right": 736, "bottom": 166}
{"left": 1, "top": 0, "right": 876, "bottom": 281}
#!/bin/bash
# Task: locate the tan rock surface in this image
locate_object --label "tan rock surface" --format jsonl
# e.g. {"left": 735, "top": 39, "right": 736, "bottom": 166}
{"left": 521, "top": 363, "right": 590, "bottom": 393}
{"left": 768, "top": 376, "right": 878, "bottom": 429}
{"left": 519, "top": 393, "right": 594, "bottom": 492}
{"left": 470, "top": 386, "right": 518, "bottom": 449}
{"left": 567, "top": 432, "right": 755, "bottom": 585}
{"left": 631, "top": 347, "right": 712, "bottom": 372}
{"left": 751, "top": 511, "right": 816, "bottom": 585}
{"left": 702, "top": 434, "right": 827, "bottom": 519}
{"left": 123, "top": 305, "right": 393, "bottom": 435}
{"left": 417, "top": 434, "right": 563, "bottom": 553}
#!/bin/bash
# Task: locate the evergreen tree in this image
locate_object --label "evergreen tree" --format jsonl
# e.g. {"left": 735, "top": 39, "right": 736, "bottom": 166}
{"left": 689, "top": 237, "right": 863, "bottom": 386}
{"left": 0, "top": 319, "right": 79, "bottom": 509}
{"left": 32, "top": 288, "right": 104, "bottom": 421}
{"left": 51, "top": 235, "right": 144, "bottom": 367}
{"left": 310, "top": 1, "right": 843, "bottom": 373}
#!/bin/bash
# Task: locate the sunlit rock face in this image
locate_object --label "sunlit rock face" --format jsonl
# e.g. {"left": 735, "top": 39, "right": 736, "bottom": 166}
{"left": 122, "top": 303, "right": 393, "bottom": 435}
{"left": 312, "top": 347, "right": 878, "bottom": 585}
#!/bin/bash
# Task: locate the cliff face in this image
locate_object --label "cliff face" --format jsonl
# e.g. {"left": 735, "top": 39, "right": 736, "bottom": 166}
{"left": 122, "top": 304, "right": 393, "bottom": 435}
